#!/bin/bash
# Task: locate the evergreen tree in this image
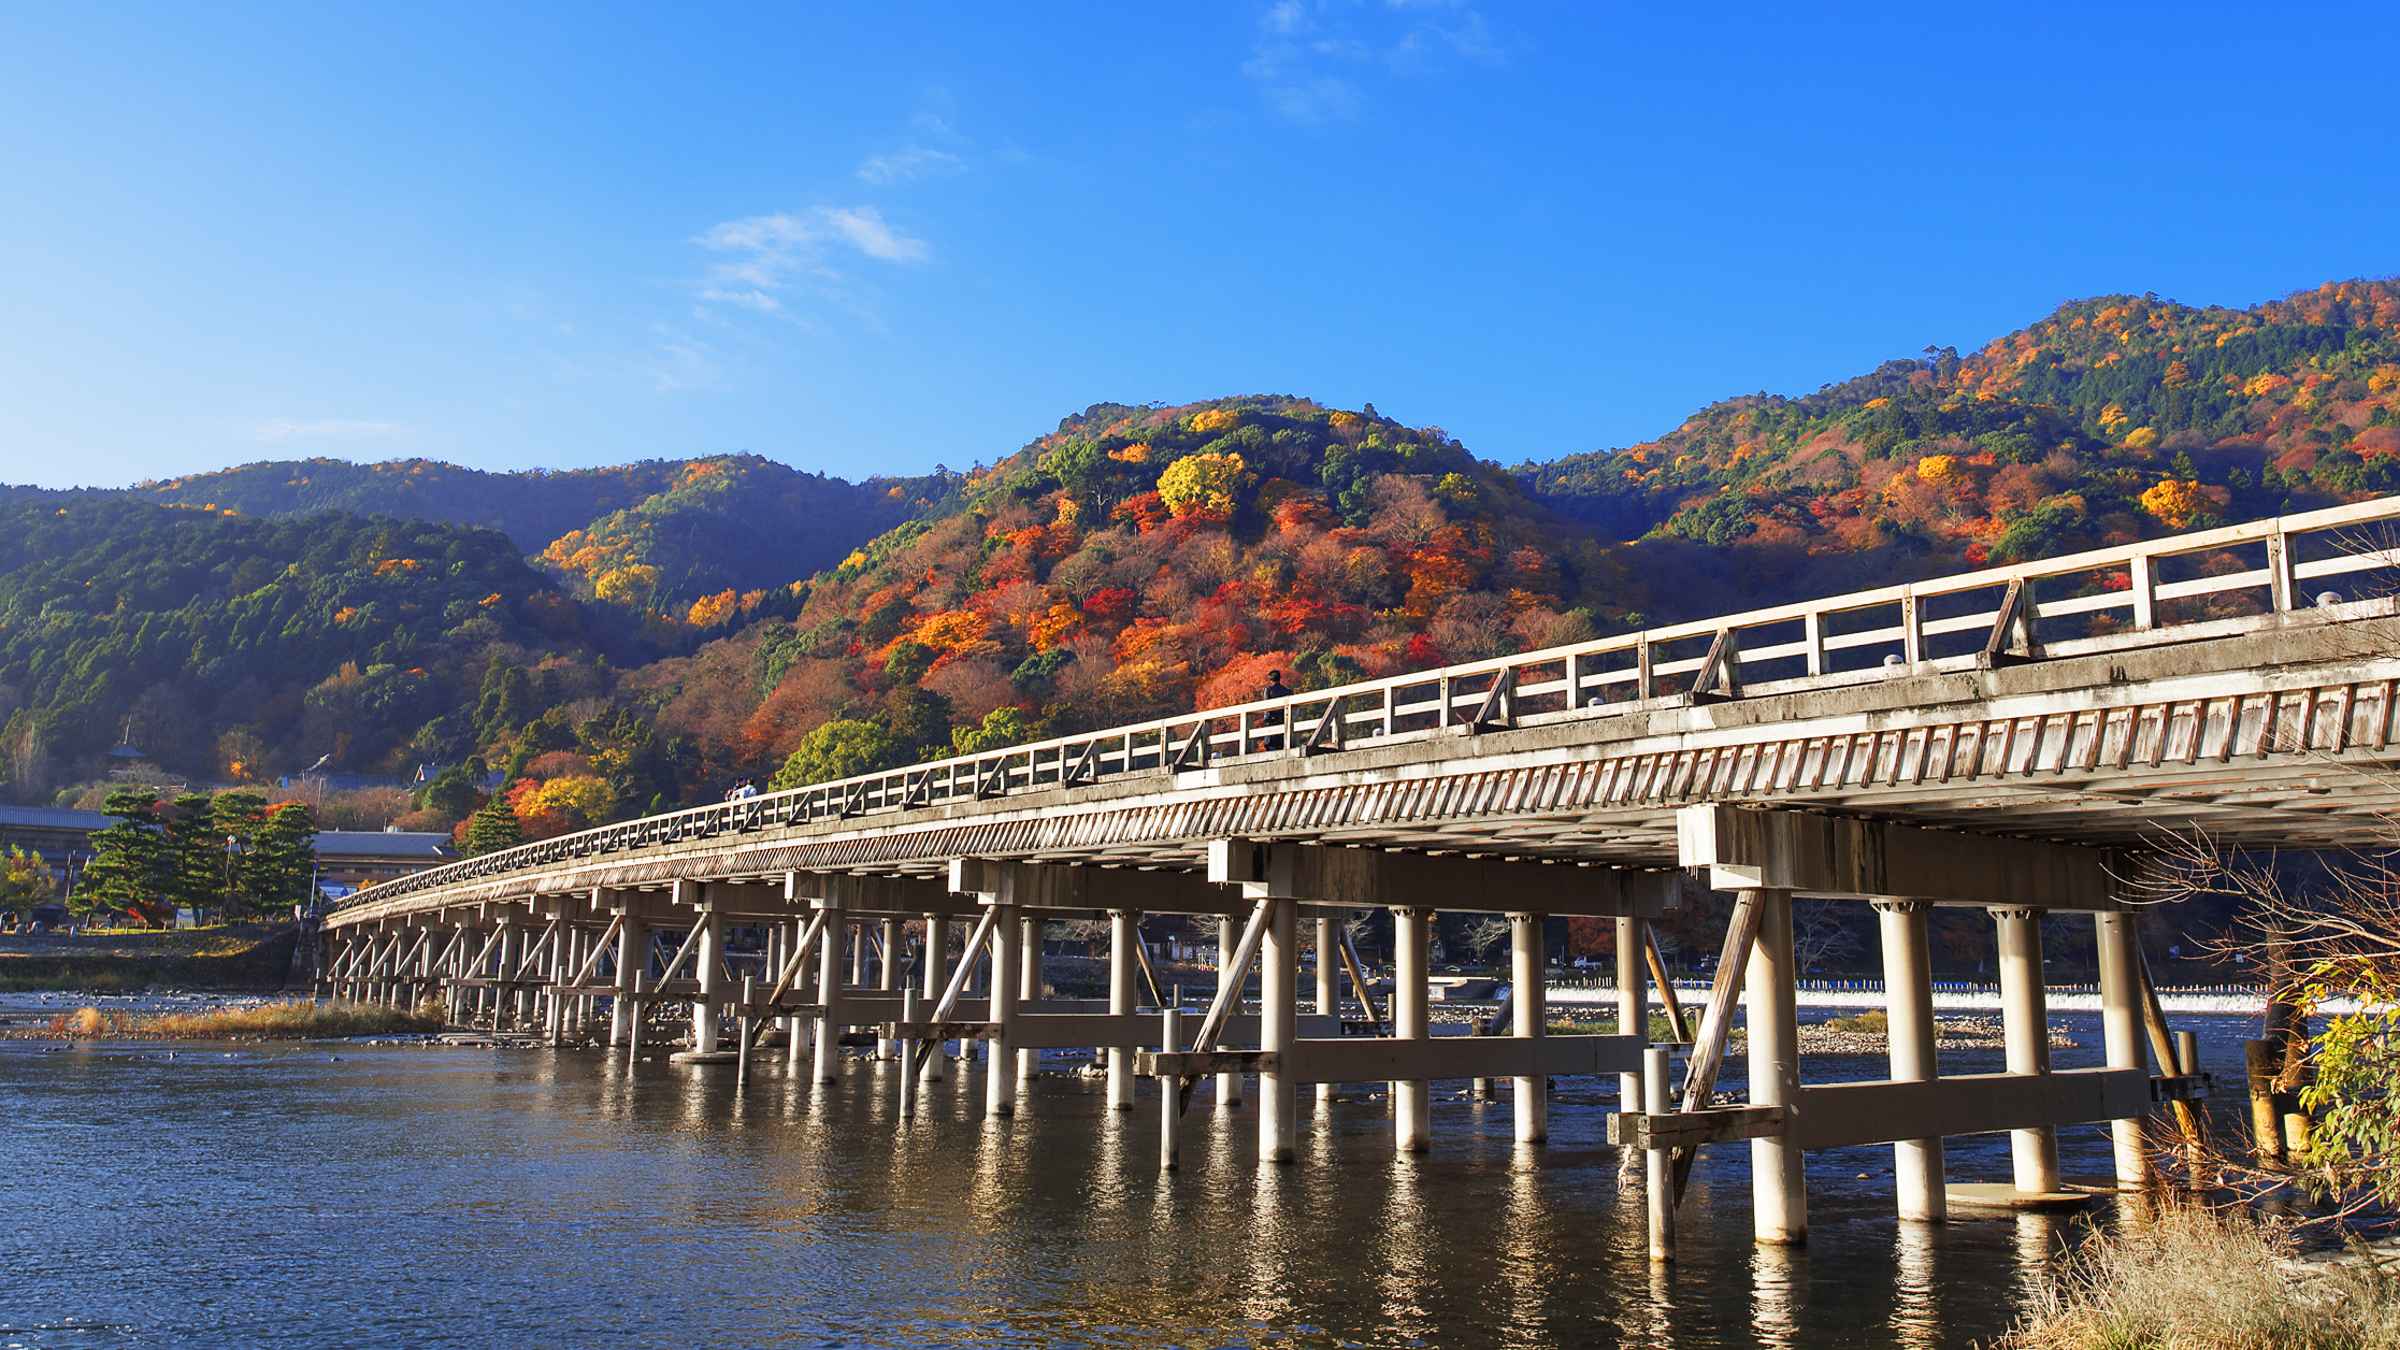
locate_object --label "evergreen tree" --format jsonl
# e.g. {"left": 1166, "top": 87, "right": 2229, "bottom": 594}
{"left": 460, "top": 795, "right": 523, "bottom": 856}
{"left": 77, "top": 789, "right": 174, "bottom": 922}
{"left": 247, "top": 800, "right": 319, "bottom": 914}
{"left": 165, "top": 791, "right": 232, "bottom": 920}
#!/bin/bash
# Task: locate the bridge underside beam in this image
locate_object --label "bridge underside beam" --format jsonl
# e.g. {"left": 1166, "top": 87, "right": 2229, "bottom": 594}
{"left": 1676, "top": 804, "right": 2120, "bottom": 909}
{"left": 1206, "top": 840, "right": 1687, "bottom": 916}
{"left": 891, "top": 1011, "right": 1337, "bottom": 1050}
{"left": 1141, "top": 1032, "right": 1637, "bottom": 1083}
{"left": 1614, "top": 1066, "right": 2156, "bottom": 1152}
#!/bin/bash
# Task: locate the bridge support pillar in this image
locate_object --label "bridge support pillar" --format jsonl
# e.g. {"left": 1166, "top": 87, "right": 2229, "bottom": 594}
{"left": 1315, "top": 915, "right": 1338, "bottom": 1107}
{"left": 1616, "top": 914, "right": 1648, "bottom": 1165}
{"left": 2096, "top": 910, "right": 2151, "bottom": 1189}
{"left": 1510, "top": 912, "right": 1548, "bottom": 1144}
{"left": 691, "top": 908, "right": 723, "bottom": 1055}
{"left": 1017, "top": 916, "right": 1042, "bottom": 1090}
{"left": 785, "top": 917, "right": 812, "bottom": 1073}
{"left": 1745, "top": 888, "right": 1806, "bottom": 1245}
{"left": 1108, "top": 909, "right": 1139, "bottom": 1111}
{"left": 1215, "top": 916, "right": 1242, "bottom": 1107}
{"left": 986, "top": 904, "right": 1020, "bottom": 1118}
{"left": 612, "top": 916, "right": 645, "bottom": 1048}
{"left": 1994, "top": 907, "right": 2061, "bottom": 1194}
{"left": 1393, "top": 906, "right": 1431, "bottom": 1152}
{"left": 1874, "top": 900, "right": 1945, "bottom": 1221}
{"left": 1259, "top": 895, "right": 1298, "bottom": 1163}
{"left": 922, "top": 914, "right": 950, "bottom": 1083}
{"left": 814, "top": 900, "right": 845, "bottom": 1083}
{"left": 876, "top": 918, "right": 899, "bottom": 1062}
{"left": 492, "top": 919, "right": 517, "bottom": 1031}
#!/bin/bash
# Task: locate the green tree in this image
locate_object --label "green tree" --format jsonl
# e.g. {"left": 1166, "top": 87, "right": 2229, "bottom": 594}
{"left": 952, "top": 706, "right": 1037, "bottom": 756}
{"left": 77, "top": 789, "right": 175, "bottom": 923}
{"left": 0, "top": 846, "right": 55, "bottom": 923}
{"left": 247, "top": 801, "right": 319, "bottom": 914}
{"left": 460, "top": 795, "right": 524, "bottom": 856}
{"left": 419, "top": 763, "right": 482, "bottom": 820}
{"left": 166, "top": 791, "right": 234, "bottom": 921}
{"left": 769, "top": 719, "right": 902, "bottom": 790}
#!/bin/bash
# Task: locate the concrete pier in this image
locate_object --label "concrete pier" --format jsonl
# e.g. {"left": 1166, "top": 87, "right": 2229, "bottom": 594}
{"left": 1994, "top": 907, "right": 2060, "bottom": 1194}
{"left": 1392, "top": 906, "right": 1430, "bottom": 1153}
{"left": 1745, "top": 889, "right": 1805, "bottom": 1245}
{"left": 1874, "top": 900, "right": 1944, "bottom": 1222}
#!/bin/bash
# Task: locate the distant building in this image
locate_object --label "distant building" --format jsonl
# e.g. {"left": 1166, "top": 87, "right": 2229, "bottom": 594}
{"left": 0, "top": 804, "right": 108, "bottom": 889}
{"left": 314, "top": 829, "right": 457, "bottom": 890}
{"left": 0, "top": 807, "right": 454, "bottom": 899}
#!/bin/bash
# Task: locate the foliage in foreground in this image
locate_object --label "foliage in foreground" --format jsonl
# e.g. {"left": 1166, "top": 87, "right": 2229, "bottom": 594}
{"left": 2001, "top": 1204, "right": 2400, "bottom": 1349}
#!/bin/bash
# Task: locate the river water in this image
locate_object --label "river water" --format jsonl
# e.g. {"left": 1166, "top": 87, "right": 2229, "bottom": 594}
{"left": 0, "top": 1011, "right": 2262, "bottom": 1348}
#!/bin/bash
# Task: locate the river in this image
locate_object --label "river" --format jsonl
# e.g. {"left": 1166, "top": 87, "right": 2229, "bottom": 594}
{"left": 0, "top": 1010, "right": 2265, "bottom": 1347}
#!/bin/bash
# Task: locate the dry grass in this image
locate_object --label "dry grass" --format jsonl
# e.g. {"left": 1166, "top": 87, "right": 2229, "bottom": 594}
{"left": 2000, "top": 1204, "right": 2400, "bottom": 1349}
{"left": 34, "top": 998, "right": 443, "bottom": 1040}
{"left": 1821, "top": 1009, "right": 1889, "bottom": 1035}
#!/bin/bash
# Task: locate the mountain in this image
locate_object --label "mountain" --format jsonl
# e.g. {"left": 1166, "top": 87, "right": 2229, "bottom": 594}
{"left": 142, "top": 454, "right": 959, "bottom": 613}
{"left": 1525, "top": 279, "right": 2400, "bottom": 604}
{"left": 637, "top": 396, "right": 1643, "bottom": 788}
{"left": 5, "top": 276, "right": 2395, "bottom": 847}
{"left": 0, "top": 489, "right": 591, "bottom": 793}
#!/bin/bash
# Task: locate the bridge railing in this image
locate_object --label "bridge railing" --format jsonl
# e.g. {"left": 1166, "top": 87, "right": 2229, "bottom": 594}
{"left": 342, "top": 495, "right": 2400, "bottom": 909}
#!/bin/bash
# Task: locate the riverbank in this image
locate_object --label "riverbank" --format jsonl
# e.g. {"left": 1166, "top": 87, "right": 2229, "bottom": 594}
{"left": 5, "top": 997, "right": 440, "bottom": 1041}
{"left": 0, "top": 923, "right": 300, "bottom": 992}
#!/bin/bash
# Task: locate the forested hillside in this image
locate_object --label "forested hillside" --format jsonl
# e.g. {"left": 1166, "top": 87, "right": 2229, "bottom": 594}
{"left": 6, "top": 277, "right": 2395, "bottom": 859}
{"left": 0, "top": 491, "right": 591, "bottom": 795}
{"left": 143, "top": 454, "right": 956, "bottom": 613}
{"left": 1526, "top": 278, "right": 2400, "bottom": 606}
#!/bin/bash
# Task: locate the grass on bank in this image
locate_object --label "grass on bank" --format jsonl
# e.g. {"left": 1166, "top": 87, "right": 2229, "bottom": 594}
{"left": 2002, "top": 1204, "right": 2400, "bottom": 1349}
{"left": 42, "top": 998, "right": 443, "bottom": 1040}
{"left": 0, "top": 924, "right": 297, "bottom": 991}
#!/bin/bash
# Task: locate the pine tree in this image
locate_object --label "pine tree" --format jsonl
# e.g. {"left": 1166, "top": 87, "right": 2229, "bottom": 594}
{"left": 247, "top": 801, "right": 319, "bottom": 914}
{"left": 77, "top": 789, "right": 174, "bottom": 923}
{"left": 460, "top": 795, "right": 523, "bottom": 856}
{"left": 165, "top": 792, "right": 231, "bottom": 921}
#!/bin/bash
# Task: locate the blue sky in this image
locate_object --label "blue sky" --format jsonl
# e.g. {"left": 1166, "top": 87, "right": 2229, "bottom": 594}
{"left": 2, "top": 3, "right": 2394, "bottom": 489}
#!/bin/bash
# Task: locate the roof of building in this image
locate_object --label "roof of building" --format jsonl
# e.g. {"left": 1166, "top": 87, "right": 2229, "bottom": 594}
{"left": 0, "top": 805, "right": 111, "bottom": 831}
{"left": 315, "top": 830, "right": 456, "bottom": 861}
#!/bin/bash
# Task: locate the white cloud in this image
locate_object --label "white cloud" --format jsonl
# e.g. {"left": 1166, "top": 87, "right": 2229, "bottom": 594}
{"left": 818, "top": 205, "right": 930, "bottom": 263}
{"left": 692, "top": 205, "right": 929, "bottom": 318}
{"left": 253, "top": 418, "right": 406, "bottom": 444}
{"left": 857, "top": 145, "right": 965, "bottom": 185}
{"left": 1244, "top": 0, "right": 1502, "bottom": 123}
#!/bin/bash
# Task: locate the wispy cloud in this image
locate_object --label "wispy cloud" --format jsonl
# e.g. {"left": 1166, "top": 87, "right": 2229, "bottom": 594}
{"left": 858, "top": 145, "right": 965, "bottom": 185}
{"left": 692, "top": 205, "right": 929, "bottom": 319}
{"left": 646, "top": 326, "right": 724, "bottom": 393}
{"left": 253, "top": 417, "right": 406, "bottom": 444}
{"left": 1244, "top": 0, "right": 1503, "bottom": 124}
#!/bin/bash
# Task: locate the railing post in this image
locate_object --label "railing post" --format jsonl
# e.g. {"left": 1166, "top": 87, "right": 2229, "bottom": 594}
{"left": 2267, "top": 528, "right": 2295, "bottom": 612}
{"left": 2129, "top": 553, "right": 2157, "bottom": 629}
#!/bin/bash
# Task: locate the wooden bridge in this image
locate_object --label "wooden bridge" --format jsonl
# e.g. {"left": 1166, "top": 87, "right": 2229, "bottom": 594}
{"left": 322, "top": 496, "right": 2400, "bottom": 1258}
